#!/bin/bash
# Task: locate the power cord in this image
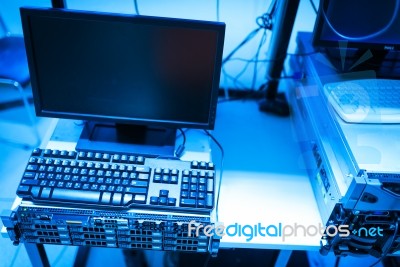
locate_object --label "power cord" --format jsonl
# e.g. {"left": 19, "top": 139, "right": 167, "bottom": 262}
{"left": 175, "top": 128, "right": 186, "bottom": 158}
{"left": 203, "top": 130, "right": 224, "bottom": 223}
{"left": 133, "top": 0, "right": 140, "bottom": 15}
{"left": 216, "top": 0, "right": 220, "bottom": 21}
{"left": 309, "top": 0, "right": 318, "bottom": 15}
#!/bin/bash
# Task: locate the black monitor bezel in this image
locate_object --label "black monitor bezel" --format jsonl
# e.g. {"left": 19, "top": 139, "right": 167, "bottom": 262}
{"left": 20, "top": 7, "right": 225, "bottom": 130}
{"left": 312, "top": 0, "right": 400, "bottom": 51}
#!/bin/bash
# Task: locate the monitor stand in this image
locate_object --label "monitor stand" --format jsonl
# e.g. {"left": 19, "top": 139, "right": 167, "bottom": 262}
{"left": 76, "top": 122, "right": 176, "bottom": 157}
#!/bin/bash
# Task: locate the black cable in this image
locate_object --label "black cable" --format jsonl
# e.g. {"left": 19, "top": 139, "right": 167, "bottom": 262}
{"left": 309, "top": 0, "right": 318, "bottom": 15}
{"left": 175, "top": 128, "right": 186, "bottom": 158}
{"left": 222, "top": 67, "right": 247, "bottom": 89}
{"left": 251, "top": 29, "right": 268, "bottom": 90}
{"left": 231, "top": 57, "right": 255, "bottom": 90}
{"left": 334, "top": 256, "right": 340, "bottom": 267}
{"left": 370, "top": 216, "right": 399, "bottom": 267}
{"left": 225, "top": 52, "right": 319, "bottom": 64}
{"left": 133, "top": 0, "right": 140, "bottom": 15}
{"left": 222, "top": 28, "right": 261, "bottom": 65}
{"left": 203, "top": 253, "right": 211, "bottom": 267}
{"left": 225, "top": 31, "right": 269, "bottom": 91}
{"left": 216, "top": 0, "right": 220, "bottom": 21}
{"left": 203, "top": 130, "right": 224, "bottom": 223}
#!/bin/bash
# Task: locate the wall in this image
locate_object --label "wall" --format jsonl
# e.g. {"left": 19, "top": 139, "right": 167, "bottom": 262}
{"left": 0, "top": 0, "right": 317, "bottom": 89}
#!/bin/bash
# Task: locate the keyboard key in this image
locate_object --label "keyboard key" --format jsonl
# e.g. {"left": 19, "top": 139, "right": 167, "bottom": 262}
{"left": 162, "top": 175, "right": 170, "bottom": 183}
{"left": 107, "top": 185, "right": 115, "bottom": 191}
{"left": 191, "top": 161, "right": 198, "bottom": 168}
{"left": 123, "top": 194, "right": 133, "bottom": 205}
{"left": 150, "top": 196, "right": 159, "bottom": 205}
{"left": 23, "top": 172, "right": 36, "bottom": 178}
{"left": 200, "top": 161, "right": 207, "bottom": 169}
{"left": 31, "top": 186, "right": 40, "bottom": 198}
{"left": 136, "top": 156, "right": 144, "bottom": 164}
{"left": 206, "top": 193, "right": 213, "bottom": 207}
{"left": 180, "top": 198, "right": 196, "bottom": 207}
{"left": 181, "top": 191, "right": 188, "bottom": 198}
{"left": 17, "top": 185, "right": 30, "bottom": 194}
{"left": 207, "top": 179, "right": 214, "bottom": 192}
{"left": 136, "top": 166, "right": 150, "bottom": 173}
{"left": 134, "top": 194, "right": 146, "bottom": 204}
{"left": 51, "top": 188, "right": 100, "bottom": 203}
{"left": 153, "top": 175, "right": 161, "bottom": 183}
{"left": 82, "top": 184, "right": 90, "bottom": 190}
{"left": 26, "top": 165, "right": 38, "bottom": 171}
{"left": 112, "top": 193, "right": 122, "bottom": 205}
{"left": 32, "top": 148, "right": 42, "bottom": 156}
{"left": 138, "top": 173, "right": 149, "bottom": 180}
{"left": 125, "top": 187, "right": 147, "bottom": 194}
{"left": 21, "top": 179, "right": 39, "bottom": 186}
{"left": 197, "top": 200, "right": 205, "bottom": 207}
{"left": 160, "top": 190, "right": 169, "bottom": 197}
{"left": 159, "top": 197, "right": 167, "bottom": 205}
{"left": 207, "top": 162, "right": 214, "bottom": 170}
{"left": 190, "top": 185, "right": 197, "bottom": 191}
{"left": 41, "top": 187, "right": 51, "bottom": 198}
{"left": 101, "top": 192, "right": 111, "bottom": 204}
{"left": 130, "top": 181, "right": 148, "bottom": 187}
{"left": 112, "top": 154, "right": 120, "bottom": 162}
{"left": 167, "top": 198, "right": 176, "bottom": 206}
{"left": 182, "top": 184, "right": 189, "bottom": 191}
{"left": 128, "top": 156, "right": 136, "bottom": 163}
{"left": 43, "top": 149, "right": 52, "bottom": 156}
{"left": 170, "top": 176, "right": 178, "bottom": 184}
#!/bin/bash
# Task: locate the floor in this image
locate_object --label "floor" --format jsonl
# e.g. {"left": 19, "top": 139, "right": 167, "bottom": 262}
{"left": 0, "top": 90, "right": 392, "bottom": 267}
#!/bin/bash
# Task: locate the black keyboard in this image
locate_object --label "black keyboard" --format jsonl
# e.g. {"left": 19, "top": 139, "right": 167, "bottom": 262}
{"left": 16, "top": 148, "right": 215, "bottom": 213}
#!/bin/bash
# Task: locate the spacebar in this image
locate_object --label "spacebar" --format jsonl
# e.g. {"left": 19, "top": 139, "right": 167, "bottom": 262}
{"left": 51, "top": 189, "right": 100, "bottom": 203}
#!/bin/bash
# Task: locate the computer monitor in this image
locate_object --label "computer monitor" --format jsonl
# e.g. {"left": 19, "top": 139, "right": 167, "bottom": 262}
{"left": 312, "top": 0, "right": 400, "bottom": 77}
{"left": 20, "top": 7, "right": 225, "bottom": 156}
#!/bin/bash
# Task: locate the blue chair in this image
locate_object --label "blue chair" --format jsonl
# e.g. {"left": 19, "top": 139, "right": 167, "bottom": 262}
{"left": 0, "top": 15, "right": 40, "bottom": 148}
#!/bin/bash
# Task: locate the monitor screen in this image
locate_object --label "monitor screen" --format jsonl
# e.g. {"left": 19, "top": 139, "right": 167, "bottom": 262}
{"left": 20, "top": 7, "right": 225, "bottom": 130}
{"left": 313, "top": 0, "right": 400, "bottom": 51}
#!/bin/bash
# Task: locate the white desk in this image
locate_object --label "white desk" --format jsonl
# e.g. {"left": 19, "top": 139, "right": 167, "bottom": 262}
{"left": 3, "top": 99, "right": 322, "bottom": 266}
{"left": 214, "top": 100, "right": 321, "bottom": 250}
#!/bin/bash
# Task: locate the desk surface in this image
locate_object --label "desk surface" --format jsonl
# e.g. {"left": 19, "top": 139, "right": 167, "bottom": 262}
{"left": 213, "top": 99, "right": 321, "bottom": 250}
{"left": 6, "top": 98, "right": 321, "bottom": 251}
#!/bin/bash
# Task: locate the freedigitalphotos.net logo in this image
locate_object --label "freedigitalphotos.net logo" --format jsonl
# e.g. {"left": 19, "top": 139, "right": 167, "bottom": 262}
{"left": 187, "top": 221, "right": 384, "bottom": 242}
